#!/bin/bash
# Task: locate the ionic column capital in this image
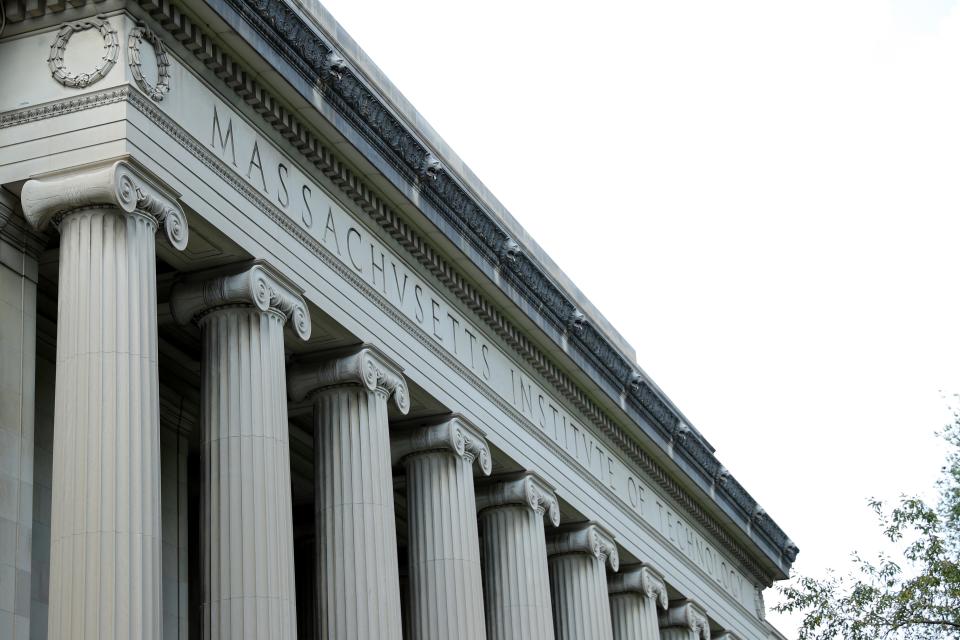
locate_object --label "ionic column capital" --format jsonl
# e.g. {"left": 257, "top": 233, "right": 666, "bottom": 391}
{"left": 20, "top": 158, "right": 188, "bottom": 249}
{"left": 547, "top": 522, "right": 619, "bottom": 571}
{"left": 608, "top": 564, "right": 668, "bottom": 610}
{"left": 392, "top": 415, "right": 492, "bottom": 474}
{"left": 169, "top": 261, "right": 311, "bottom": 340}
{"left": 476, "top": 472, "right": 560, "bottom": 527}
{"left": 287, "top": 345, "right": 410, "bottom": 413}
{"left": 661, "top": 600, "right": 711, "bottom": 640}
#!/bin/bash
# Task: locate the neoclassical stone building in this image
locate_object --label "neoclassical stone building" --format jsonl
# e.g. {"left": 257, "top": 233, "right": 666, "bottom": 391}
{"left": 0, "top": 1, "right": 797, "bottom": 638}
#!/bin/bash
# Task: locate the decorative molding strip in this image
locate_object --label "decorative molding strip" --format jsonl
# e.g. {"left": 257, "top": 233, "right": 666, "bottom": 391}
{"left": 0, "top": 86, "right": 130, "bottom": 128}
{"left": 392, "top": 415, "right": 493, "bottom": 475}
{"left": 128, "top": 24, "right": 171, "bottom": 101}
{"left": 169, "top": 261, "right": 312, "bottom": 340}
{"left": 47, "top": 15, "right": 119, "bottom": 89}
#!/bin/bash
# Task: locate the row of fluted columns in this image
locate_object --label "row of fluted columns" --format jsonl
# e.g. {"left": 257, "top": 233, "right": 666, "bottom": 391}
{"left": 20, "top": 159, "right": 737, "bottom": 640}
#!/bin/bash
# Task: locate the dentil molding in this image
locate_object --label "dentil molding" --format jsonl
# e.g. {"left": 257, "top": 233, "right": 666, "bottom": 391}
{"left": 475, "top": 473, "right": 561, "bottom": 527}
{"left": 608, "top": 564, "right": 669, "bottom": 610}
{"left": 392, "top": 415, "right": 492, "bottom": 475}
{"left": 287, "top": 345, "right": 410, "bottom": 413}
{"left": 661, "top": 600, "right": 712, "bottom": 640}
{"left": 169, "top": 260, "right": 311, "bottom": 340}
{"left": 547, "top": 522, "right": 620, "bottom": 572}
{"left": 20, "top": 158, "right": 188, "bottom": 249}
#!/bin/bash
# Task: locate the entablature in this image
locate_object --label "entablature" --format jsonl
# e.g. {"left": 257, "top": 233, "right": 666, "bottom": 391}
{"left": 0, "top": 0, "right": 796, "bottom": 593}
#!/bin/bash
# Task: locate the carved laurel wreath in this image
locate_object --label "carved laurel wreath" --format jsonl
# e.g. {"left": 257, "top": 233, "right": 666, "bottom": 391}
{"left": 128, "top": 25, "right": 171, "bottom": 101}
{"left": 48, "top": 16, "right": 119, "bottom": 89}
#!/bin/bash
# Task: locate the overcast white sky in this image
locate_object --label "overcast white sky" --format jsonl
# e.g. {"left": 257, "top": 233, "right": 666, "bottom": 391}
{"left": 316, "top": 0, "right": 960, "bottom": 635}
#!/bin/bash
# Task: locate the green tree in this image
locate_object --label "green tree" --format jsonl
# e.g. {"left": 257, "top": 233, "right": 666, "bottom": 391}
{"left": 775, "top": 410, "right": 960, "bottom": 639}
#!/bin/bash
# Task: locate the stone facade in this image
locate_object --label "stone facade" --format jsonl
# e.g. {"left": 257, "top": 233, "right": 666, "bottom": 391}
{"left": 0, "top": 1, "right": 795, "bottom": 638}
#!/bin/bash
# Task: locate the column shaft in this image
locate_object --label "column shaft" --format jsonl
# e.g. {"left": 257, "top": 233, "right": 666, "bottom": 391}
{"left": 314, "top": 385, "right": 403, "bottom": 639}
{"left": 549, "top": 553, "right": 614, "bottom": 640}
{"left": 610, "top": 593, "right": 661, "bottom": 640}
{"left": 200, "top": 308, "right": 298, "bottom": 638}
{"left": 406, "top": 449, "right": 486, "bottom": 640}
{"left": 48, "top": 208, "right": 163, "bottom": 639}
{"left": 479, "top": 505, "right": 555, "bottom": 640}
{"left": 0, "top": 202, "right": 41, "bottom": 640}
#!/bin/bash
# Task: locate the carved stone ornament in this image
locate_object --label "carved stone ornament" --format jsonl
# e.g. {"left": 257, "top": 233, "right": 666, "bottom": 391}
{"left": 497, "top": 237, "right": 521, "bottom": 264}
{"left": 475, "top": 472, "right": 561, "bottom": 527}
{"left": 20, "top": 159, "right": 188, "bottom": 250}
{"left": 754, "top": 585, "right": 766, "bottom": 620}
{"left": 419, "top": 153, "right": 442, "bottom": 180}
{"left": 567, "top": 309, "right": 586, "bottom": 334}
{"left": 48, "top": 15, "right": 119, "bottom": 89}
{"left": 128, "top": 25, "right": 171, "bottom": 101}
{"left": 783, "top": 539, "right": 800, "bottom": 563}
{"left": 661, "top": 600, "right": 711, "bottom": 640}
{"left": 169, "top": 261, "right": 311, "bottom": 340}
{"left": 287, "top": 345, "right": 410, "bottom": 413}
{"left": 392, "top": 415, "right": 492, "bottom": 474}
{"left": 547, "top": 522, "right": 620, "bottom": 572}
{"left": 608, "top": 564, "right": 669, "bottom": 610}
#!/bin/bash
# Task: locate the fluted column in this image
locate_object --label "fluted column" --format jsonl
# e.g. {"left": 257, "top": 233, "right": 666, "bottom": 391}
{"left": 547, "top": 522, "right": 619, "bottom": 640}
{"left": 393, "top": 416, "right": 492, "bottom": 640}
{"left": 170, "top": 262, "right": 311, "bottom": 639}
{"left": 0, "top": 195, "right": 44, "bottom": 640}
{"left": 288, "top": 346, "right": 410, "bottom": 640}
{"left": 659, "top": 600, "right": 711, "bottom": 640}
{"left": 608, "top": 564, "right": 668, "bottom": 640}
{"left": 21, "top": 159, "right": 189, "bottom": 640}
{"left": 476, "top": 473, "right": 560, "bottom": 640}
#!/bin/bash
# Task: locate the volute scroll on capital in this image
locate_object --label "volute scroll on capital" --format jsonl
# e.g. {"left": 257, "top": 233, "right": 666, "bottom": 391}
{"left": 661, "top": 600, "right": 711, "bottom": 640}
{"left": 547, "top": 522, "right": 619, "bottom": 572}
{"left": 20, "top": 159, "right": 189, "bottom": 250}
{"left": 168, "top": 261, "right": 312, "bottom": 340}
{"left": 287, "top": 345, "right": 410, "bottom": 414}
{"left": 608, "top": 564, "right": 669, "bottom": 610}
{"left": 475, "top": 472, "right": 561, "bottom": 527}
{"left": 392, "top": 415, "right": 492, "bottom": 474}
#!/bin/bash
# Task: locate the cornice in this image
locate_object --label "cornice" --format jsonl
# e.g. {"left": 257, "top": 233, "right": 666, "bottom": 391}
{"left": 608, "top": 564, "right": 669, "bottom": 611}
{"left": 287, "top": 344, "right": 410, "bottom": 413}
{"left": 169, "top": 260, "right": 312, "bottom": 340}
{"left": 475, "top": 472, "right": 561, "bottom": 527}
{"left": 391, "top": 415, "right": 492, "bottom": 475}
{"left": 547, "top": 522, "right": 620, "bottom": 572}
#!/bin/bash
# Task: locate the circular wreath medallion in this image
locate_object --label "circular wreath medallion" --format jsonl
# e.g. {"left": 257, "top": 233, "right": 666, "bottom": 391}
{"left": 48, "top": 16, "right": 119, "bottom": 89}
{"left": 128, "top": 26, "right": 171, "bottom": 101}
